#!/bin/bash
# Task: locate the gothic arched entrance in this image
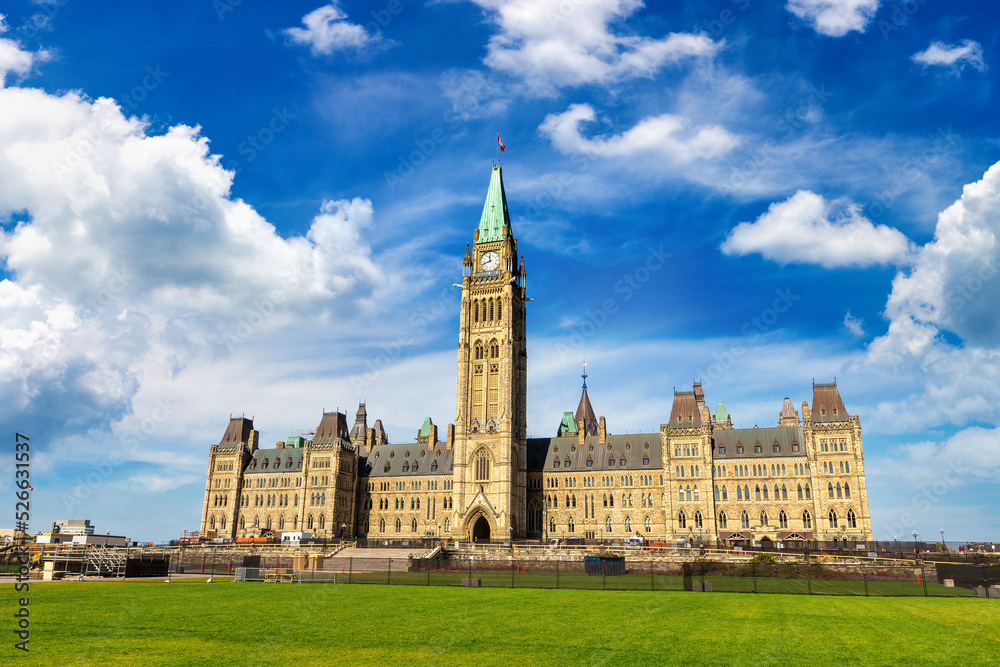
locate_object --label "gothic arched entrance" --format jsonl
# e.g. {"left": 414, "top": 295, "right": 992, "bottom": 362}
{"left": 472, "top": 516, "right": 491, "bottom": 542}
{"left": 759, "top": 537, "right": 773, "bottom": 550}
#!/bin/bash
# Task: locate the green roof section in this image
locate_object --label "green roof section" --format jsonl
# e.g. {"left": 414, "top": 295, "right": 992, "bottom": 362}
{"left": 477, "top": 163, "right": 511, "bottom": 243}
{"left": 557, "top": 411, "right": 579, "bottom": 436}
{"left": 419, "top": 417, "right": 434, "bottom": 437}
{"left": 715, "top": 401, "right": 728, "bottom": 423}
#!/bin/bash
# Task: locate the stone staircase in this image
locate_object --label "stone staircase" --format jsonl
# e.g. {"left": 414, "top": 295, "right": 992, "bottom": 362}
{"left": 325, "top": 547, "right": 431, "bottom": 573}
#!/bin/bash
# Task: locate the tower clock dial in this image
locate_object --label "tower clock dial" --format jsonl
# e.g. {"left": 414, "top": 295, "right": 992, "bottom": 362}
{"left": 480, "top": 251, "right": 501, "bottom": 271}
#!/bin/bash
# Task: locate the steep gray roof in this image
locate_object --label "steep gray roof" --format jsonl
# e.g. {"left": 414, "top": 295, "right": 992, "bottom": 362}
{"left": 527, "top": 434, "right": 663, "bottom": 473}
{"left": 712, "top": 427, "right": 806, "bottom": 459}
{"left": 361, "top": 442, "right": 454, "bottom": 477}
{"left": 244, "top": 447, "right": 305, "bottom": 475}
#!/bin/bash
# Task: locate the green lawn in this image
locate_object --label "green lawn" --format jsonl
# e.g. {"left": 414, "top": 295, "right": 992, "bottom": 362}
{"left": 10, "top": 579, "right": 998, "bottom": 665}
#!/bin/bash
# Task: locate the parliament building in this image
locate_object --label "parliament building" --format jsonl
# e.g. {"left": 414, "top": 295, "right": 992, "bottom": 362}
{"left": 201, "top": 164, "right": 873, "bottom": 546}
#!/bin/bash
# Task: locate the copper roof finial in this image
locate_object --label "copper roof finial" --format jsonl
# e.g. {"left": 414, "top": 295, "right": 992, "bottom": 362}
{"left": 582, "top": 357, "right": 588, "bottom": 390}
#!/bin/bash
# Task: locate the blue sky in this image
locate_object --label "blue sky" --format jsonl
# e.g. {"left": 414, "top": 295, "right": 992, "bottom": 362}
{"left": 1, "top": 0, "right": 998, "bottom": 543}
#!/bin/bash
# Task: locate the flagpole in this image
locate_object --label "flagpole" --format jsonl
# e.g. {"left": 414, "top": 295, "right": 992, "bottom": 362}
{"left": 496, "top": 131, "right": 499, "bottom": 164}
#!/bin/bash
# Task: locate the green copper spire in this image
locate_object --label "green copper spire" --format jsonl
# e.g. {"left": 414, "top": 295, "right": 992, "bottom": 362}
{"left": 477, "top": 163, "right": 510, "bottom": 243}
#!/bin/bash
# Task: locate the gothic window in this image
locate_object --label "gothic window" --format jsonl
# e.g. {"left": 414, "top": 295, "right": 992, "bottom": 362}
{"left": 762, "top": 486, "right": 769, "bottom": 500}
{"left": 847, "top": 509, "right": 857, "bottom": 528}
{"left": 802, "top": 510, "right": 812, "bottom": 529}
{"left": 240, "top": 516, "right": 245, "bottom": 530}
{"left": 779, "top": 510, "right": 788, "bottom": 529}
{"left": 411, "top": 518, "right": 417, "bottom": 533}
{"left": 645, "top": 516, "right": 652, "bottom": 532}
{"left": 714, "top": 486, "right": 720, "bottom": 501}
{"left": 489, "top": 299, "right": 494, "bottom": 321}
{"left": 781, "top": 484, "right": 788, "bottom": 500}
{"left": 625, "top": 517, "right": 632, "bottom": 531}
{"left": 805, "top": 484, "right": 811, "bottom": 499}
{"left": 549, "top": 517, "right": 556, "bottom": 533}
{"left": 737, "top": 485, "right": 742, "bottom": 501}
{"left": 474, "top": 449, "right": 490, "bottom": 481}
{"left": 828, "top": 509, "right": 838, "bottom": 528}
{"left": 444, "top": 518, "right": 450, "bottom": 532}
{"left": 774, "top": 484, "right": 780, "bottom": 499}
{"left": 694, "top": 511, "right": 703, "bottom": 529}
{"left": 210, "top": 516, "right": 216, "bottom": 529}
{"left": 718, "top": 511, "right": 727, "bottom": 529}
{"left": 693, "top": 486, "right": 699, "bottom": 501}
{"left": 722, "top": 486, "right": 728, "bottom": 500}
{"left": 755, "top": 485, "right": 761, "bottom": 501}
{"left": 828, "top": 483, "right": 835, "bottom": 498}
{"left": 677, "top": 511, "right": 687, "bottom": 529}
{"left": 836, "top": 483, "right": 843, "bottom": 498}
{"left": 844, "top": 482, "right": 851, "bottom": 498}
{"left": 474, "top": 301, "right": 479, "bottom": 323}
{"left": 395, "top": 518, "right": 401, "bottom": 533}
{"left": 568, "top": 517, "right": 575, "bottom": 532}
{"left": 319, "top": 515, "right": 325, "bottom": 529}
{"left": 760, "top": 511, "right": 768, "bottom": 526}
{"left": 741, "top": 511, "right": 750, "bottom": 529}
{"left": 278, "top": 516, "right": 284, "bottom": 530}
{"left": 497, "top": 300, "right": 502, "bottom": 321}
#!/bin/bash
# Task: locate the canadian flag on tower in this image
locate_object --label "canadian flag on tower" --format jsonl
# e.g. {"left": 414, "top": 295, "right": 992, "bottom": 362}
{"left": 497, "top": 132, "right": 505, "bottom": 152}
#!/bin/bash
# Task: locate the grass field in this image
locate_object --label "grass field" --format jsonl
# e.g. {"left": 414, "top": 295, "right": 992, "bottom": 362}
{"left": 10, "top": 579, "right": 998, "bottom": 666}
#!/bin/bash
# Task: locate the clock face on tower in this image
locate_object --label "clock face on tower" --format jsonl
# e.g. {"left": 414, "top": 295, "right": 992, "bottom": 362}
{"left": 480, "top": 251, "right": 500, "bottom": 271}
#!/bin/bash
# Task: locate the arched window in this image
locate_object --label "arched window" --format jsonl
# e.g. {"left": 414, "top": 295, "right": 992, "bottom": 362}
{"left": 444, "top": 518, "right": 450, "bottom": 532}
{"left": 395, "top": 518, "right": 401, "bottom": 532}
{"left": 802, "top": 510, "right": 812, "bottom": 529}
{"left": 644, "top": 516, "right": 652, "bottom": 532}
{"left": 625, "top": 516, "right": 632, "bottom": 531}
{"left": 497, "top": 300, "right": 502, "bottom": 321}
{"left": 693, "top": 486, "right": 699, "bottom": 501}
{"left": 685, "top": 486, "right": 692, "bottom": 501}
{"left": 836, "top": 483, "right": 843, "bottom": 498}
{"left": 755, "top": 485, "right": 761, "bottom": 501}
{"left": 779, "top": 510, "right": 788, "bottom": 529}
{"left": 718, "top": 511, "right": 727, "bottom": 529}
{"left": 714, "top": 486, "right": 720, "bottom": 500}
{"left": 737, "top": 485, "right": 743, "bottom": 501}
{"left": 741, "top": 511, "right": 750, "bottom": 529}
{"left": 804, "top": 484, "right": 811, "bottom": 499}
{"left": 774, "top": 484, "right": 780, "bottom": 499}
{"left": 318, "top": 515, "right": 325, "bottom": 529}
{"left": 744, "top": 485, "right": 750, "bottom": 500}
{"left": 781, "top": 484, "right": 788, "bottom": 500}
{"left": 847, "top": 509, "right": 857, "bottom": 528}
{"left": 828, "top": 509, "right": 838, "bottom": 528}
{"left": 677, "top": 511, "right": 687, "bottom": 529}
{"left": 722, "top": 486, "right": 728, "bottom": 500}
{"left": 762, "top": 486, "right": 768, "bottom": 500}
{"left": 240, "top": 516, "right": 245, "bottom": 530}
{"left": 411, "top": 518, "right": 417, "bottom": 532}
{"left": 828, "top": 482, "right": 834, "bottom": 498}
{"left": 694, "top": 511, "right": 703, "bottom": 529}
{"left": 679, "top": 488, "right": 685, "bottom": 501}
{"left": 474, "top": 449, "right": 490, "bottom": 481}
{"left": 844, "top": 482, "right": 851, "bottom": 498}
{"left": 760, "top": 511, "right": 768, "bottom": 526}
{"left": 489, "top": 299, "right": 494, "bottom": 321}
{"left": 210, "top": 516, "right": 216, "bottom": 530}
{"left": 605, "top": 517, "right": 612, "bottom": 533}
{"left": 306, "top": 515, "right": 313, "bottom": 530}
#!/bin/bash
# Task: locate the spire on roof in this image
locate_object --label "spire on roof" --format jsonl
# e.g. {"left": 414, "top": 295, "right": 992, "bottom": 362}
{"left": 575, "top": 362, "right": 598, "bottom": 436}
{"left": 477, "top": 163, "right": 511, "bottom": 244}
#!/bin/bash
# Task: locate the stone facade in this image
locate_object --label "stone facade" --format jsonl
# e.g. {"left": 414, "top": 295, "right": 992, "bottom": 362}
{"left": 200, "top": 164, "right": 873, "bottom": 544}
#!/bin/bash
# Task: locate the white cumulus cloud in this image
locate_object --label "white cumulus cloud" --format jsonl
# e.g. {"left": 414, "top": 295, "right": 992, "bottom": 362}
{"left": 720, "top": 190, "right": 914, "bottom": 268}
{"left": 912, "top": 40, "right": 987, "bottom": 72}
{"left": 283, "top": 2, "right": 389, "bottom": 57}
{"left": 786, "top": 0, "right": 880, "bottom": 37}
{"left": 467, "top": 0, "right": 719, "bottom": 95}
{"left": 540, "top": 103, "right": 741, "bottom": 163}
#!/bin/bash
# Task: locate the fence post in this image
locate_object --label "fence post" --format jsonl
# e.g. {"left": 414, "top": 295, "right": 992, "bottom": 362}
{"left": 556, "top": 558, "right": 560, "bottom": 590}
{"left": 511, "top": 558, "right": 515, "bottom": 589}
{"left": 387, "top": 558, "right": 392, "bottom": 585}
{"left": 863, "top": 564, "right": 869, "bottom": 597}
{"left": 807, "top": 561, "right": 812, "bottom": 595}
{"left": 349, "top": 557, "right": 353, "bottom": 584}
{"left": 752, "top": 561, "right": 758, "bottom": 594}
{"left": 922, "top": 563, "right": 929, "bottom": 597}
{"left": 650, "top": 560, "right": 654, "bottom": 591}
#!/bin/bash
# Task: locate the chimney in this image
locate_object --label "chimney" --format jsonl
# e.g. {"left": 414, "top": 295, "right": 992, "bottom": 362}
{"left": 429, "top": 423, "right": 439, "bottom": 449}
{"left": 578, "top": 419, "right": 586, "bottom": 446}
{"left": 599, "top": 416, "right": 607, "bottom": 444}
{"left": 447, "top": 424, "right": 455, "bottom": 449}
{"left": 366, "top": 427, "right": 375, "bottom": 455}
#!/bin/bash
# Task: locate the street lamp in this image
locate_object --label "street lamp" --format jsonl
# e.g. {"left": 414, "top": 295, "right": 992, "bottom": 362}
{"left": 437, "top": 523, "right": 442, "bottom": 540}
{"left": 341, "top": 523, "right": 346, "bottom": 539}
{"left": 940, "top": 528, "right": 945, "bottom": 552}
{"left": 894, "top": 535, "right": 899, "bottom": 553}
{"left": 912, "top": 530, "right": 918, "bottom": 554}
